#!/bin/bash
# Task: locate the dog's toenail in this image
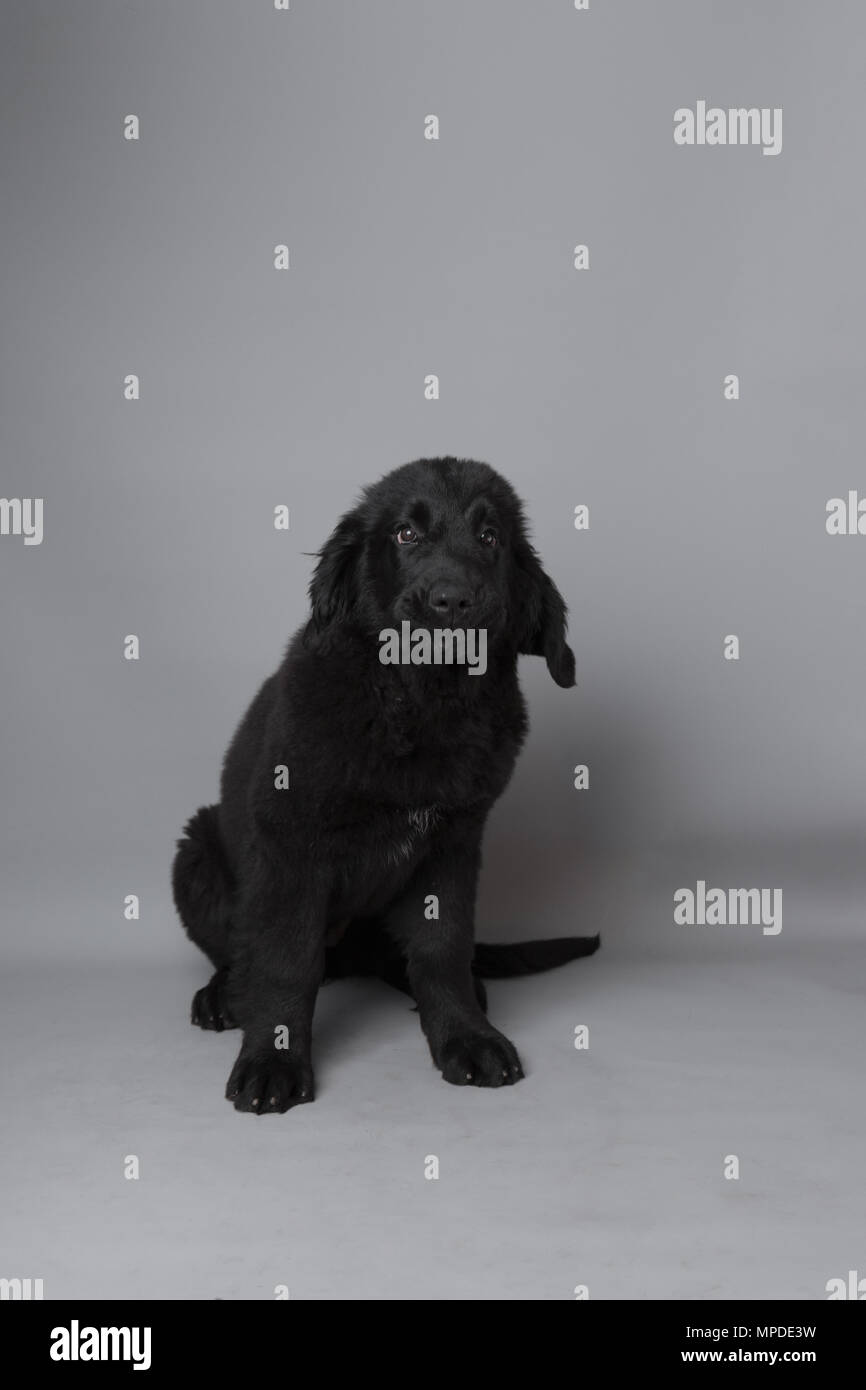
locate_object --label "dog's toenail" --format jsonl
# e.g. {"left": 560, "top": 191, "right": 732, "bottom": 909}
{"left": 251, "top": 1098, "right": 259, "bottom": 1106}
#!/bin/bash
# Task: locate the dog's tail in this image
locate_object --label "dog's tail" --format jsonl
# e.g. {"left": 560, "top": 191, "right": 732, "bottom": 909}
{"left": 325, "top": 925, "right": 599, "bottom": 1010}
{"left": 472, "top": 935, "right": 600, "bottom": 978}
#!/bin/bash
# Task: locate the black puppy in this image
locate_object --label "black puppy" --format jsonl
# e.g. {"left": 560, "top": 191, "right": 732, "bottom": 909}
{"left": 173, "top": 457, "right": 598, "bottom": 1114}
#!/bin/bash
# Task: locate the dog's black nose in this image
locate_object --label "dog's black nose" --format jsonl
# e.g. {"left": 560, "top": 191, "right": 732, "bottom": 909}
{"left": 428, "top": 583, "right": 475, "bottom": 616}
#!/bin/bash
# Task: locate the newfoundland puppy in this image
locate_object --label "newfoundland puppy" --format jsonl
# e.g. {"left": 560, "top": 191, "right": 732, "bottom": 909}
{"left": 173, "top": 457, "right": 599, "bottom": 1114}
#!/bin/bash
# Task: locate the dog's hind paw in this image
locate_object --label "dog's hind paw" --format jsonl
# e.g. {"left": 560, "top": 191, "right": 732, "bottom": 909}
{"left": 191, "top": 968, "right": 236, "bottom": 1032}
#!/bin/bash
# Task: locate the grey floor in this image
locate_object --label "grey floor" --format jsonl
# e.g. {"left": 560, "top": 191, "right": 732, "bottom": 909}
{"left": 3, "top": 860, "right": 864, "bottom": 1301}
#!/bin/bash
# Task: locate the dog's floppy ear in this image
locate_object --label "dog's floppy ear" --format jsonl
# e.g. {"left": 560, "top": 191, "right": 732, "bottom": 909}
{"left": 307, "top": 511, "right": 363, "bottom": 632}
{"left": 512, "top": 535, "right": 576, "bottom": 688}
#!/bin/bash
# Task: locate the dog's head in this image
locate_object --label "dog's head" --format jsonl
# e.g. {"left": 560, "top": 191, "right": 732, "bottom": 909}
{"left": 305, "top": 457, "right": 575, "bottom": 687}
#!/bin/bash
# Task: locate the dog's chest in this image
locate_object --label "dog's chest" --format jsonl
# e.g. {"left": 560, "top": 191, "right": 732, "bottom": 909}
{"left": 407, "top": 806, "right": 439, "bottom": 836}
{"left": 389, "top": 805, "right": 441, "bottom": 865}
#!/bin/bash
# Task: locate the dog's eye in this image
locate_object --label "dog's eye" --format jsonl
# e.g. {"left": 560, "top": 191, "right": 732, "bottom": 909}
{"left": 479, "top": 527, "right": 498, "bottom": 548}
{"left": 396, "top": 525, "right": 419, "bottom": 545}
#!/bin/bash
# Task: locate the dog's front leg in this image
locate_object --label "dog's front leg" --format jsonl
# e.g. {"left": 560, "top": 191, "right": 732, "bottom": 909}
{"left": 386, "top": 815, "right": 524, "bottom": 1088}
{"left": 224, "top": 870, "right": 326, "bottom": 1115}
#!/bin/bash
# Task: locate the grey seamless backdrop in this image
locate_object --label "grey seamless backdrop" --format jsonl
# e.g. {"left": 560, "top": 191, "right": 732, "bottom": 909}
{"left": 1, "top": 0, "right": 864, "bottom": 1301}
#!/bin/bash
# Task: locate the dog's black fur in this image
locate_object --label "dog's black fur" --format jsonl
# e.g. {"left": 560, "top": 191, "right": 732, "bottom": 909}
{"left": 173, "top": 458, "right": 599, "bottom": 1114}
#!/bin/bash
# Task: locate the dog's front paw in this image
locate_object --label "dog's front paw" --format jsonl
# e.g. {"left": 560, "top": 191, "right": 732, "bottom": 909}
{"left": 438, "top": 1030, "right": 524, "bottom": 1088}
{"left": 225, "top": 1048, "right": 315, "bottom": 1115}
